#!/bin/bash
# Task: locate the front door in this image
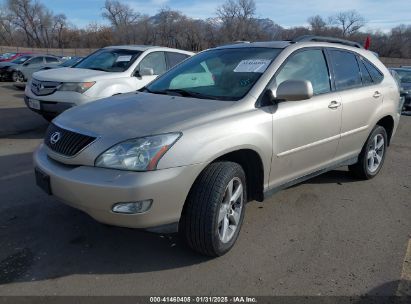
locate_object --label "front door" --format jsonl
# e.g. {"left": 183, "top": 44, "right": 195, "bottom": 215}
{"left": 133, "top": 52, "right": 167, "bottom": 89}
{"left": 269, "top": 48, "right": 342, "bottom": 187}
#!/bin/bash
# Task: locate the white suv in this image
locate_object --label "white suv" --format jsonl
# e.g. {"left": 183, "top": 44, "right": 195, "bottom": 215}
{"left": 24, "top": 45, "right": 193, "bottom": 120}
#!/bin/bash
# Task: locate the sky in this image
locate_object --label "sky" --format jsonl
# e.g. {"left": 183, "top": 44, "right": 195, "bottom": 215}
{"left": 14, "top": 0, "right": 411, "bottom": 32}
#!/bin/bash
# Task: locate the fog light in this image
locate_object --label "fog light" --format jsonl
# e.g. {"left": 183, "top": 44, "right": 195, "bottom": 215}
{"left": 112, "top": 200, "right": 153, "bottom": 214}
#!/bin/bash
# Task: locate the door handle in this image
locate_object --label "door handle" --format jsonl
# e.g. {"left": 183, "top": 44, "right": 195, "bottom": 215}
{"left": 373, "top": 91, "right": 382, "bottom": 98}
{"left": 328, "top": 101, "right": 341, "bottom": 110}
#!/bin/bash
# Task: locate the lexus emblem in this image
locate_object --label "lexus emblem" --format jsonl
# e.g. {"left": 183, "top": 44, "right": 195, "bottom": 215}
{"left": 50, "top": 132, "right": 61, "bottom": 145}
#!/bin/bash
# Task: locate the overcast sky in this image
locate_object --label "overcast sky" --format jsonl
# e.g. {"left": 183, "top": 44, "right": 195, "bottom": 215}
{"left": 25, "top": 0, "right": 411, "bottom": 32}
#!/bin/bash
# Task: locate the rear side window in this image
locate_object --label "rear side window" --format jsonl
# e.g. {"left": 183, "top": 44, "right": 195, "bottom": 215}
{"left": 45, "top": 57, "right": 59, "bottom": 63}
{"left": 363, "top": 58, "right": 384, "bottom": 83}
{"left": 166, "top": 52, "right": 189, "bottom": 69}
{"left": 274, "top": 49, "right": 331, "bottom": 95}
{"left": 329, "top": 50, "right": 362, "bottom": 90}
{"left": 139, "top": 52, "right": 167, "bottom": 75}
{"left": 357, "top": 57, "right": 373, "bottom": 85}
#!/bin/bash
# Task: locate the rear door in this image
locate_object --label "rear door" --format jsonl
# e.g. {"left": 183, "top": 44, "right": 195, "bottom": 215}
{"left": 270, "top": 48, "right": 343, "bottom": 187}
{"left": 328, "top": 49, "right": 384, "bottom": 159}
{"left": 165, "top": 52, "right": 190, "bottom": 70}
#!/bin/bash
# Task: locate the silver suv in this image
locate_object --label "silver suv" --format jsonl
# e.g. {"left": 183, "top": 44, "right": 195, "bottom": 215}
{"left": 34, "top": 36, "right": 401, "bottom": 256}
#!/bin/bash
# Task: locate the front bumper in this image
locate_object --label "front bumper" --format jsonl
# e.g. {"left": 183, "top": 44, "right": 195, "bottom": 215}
{"left": 34, "top": 144, "right": 205, "bottom": 229}
{"left": 24, "top": 95, "right": 74, "bottom": 117}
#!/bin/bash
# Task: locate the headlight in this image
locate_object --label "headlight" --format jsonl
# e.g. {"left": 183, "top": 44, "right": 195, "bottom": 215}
{"left": 57, "top": 82, "right": 95, "bottom": 93}
{"left": 95, "top": 133, "right": 181, "bottom": 171}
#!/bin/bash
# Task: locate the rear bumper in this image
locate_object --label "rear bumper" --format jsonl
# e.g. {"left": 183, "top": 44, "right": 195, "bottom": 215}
{"left": 33, "top": 144, "right": 205, "bottom": 229}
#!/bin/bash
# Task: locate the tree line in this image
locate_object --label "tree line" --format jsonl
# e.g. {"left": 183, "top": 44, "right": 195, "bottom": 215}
{"left": 1, "top": 0, "right": 411, "bottom": 58}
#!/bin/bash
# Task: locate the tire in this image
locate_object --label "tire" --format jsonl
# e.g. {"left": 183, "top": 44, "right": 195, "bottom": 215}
{"left": 349, "top": 125, "right": 388, "bottom": 180}
{"left": 179, "top": 162, "right": 247, "bottom": 257}
{"left": 12, "top": 71, "right": 25, "bottom": 83}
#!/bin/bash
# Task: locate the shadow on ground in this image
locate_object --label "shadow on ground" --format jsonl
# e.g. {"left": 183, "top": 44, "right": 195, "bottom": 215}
{"left": 0, "top": 152, "right": 211, "bottom": 286}
{"left": 0, "top": 107, "right": 47, "bottom": 138}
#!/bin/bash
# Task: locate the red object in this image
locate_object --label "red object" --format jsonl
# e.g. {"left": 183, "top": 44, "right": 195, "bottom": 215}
{"left": 364, "top": 36, "right": 371, "bottom": 50}
{"left": 0, "top": 52, "right": 33, "bottom": 62}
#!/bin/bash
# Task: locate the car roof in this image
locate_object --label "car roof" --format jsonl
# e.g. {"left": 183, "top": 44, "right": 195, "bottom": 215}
{"left": 216, "top": 41, "right": 291, "bottom": 50}
{"left": 103, "top": 45, "right": 190, "bottom": 52}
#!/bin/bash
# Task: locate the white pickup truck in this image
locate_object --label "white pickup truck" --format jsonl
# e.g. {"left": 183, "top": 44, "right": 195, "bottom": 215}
{"left": 24, "top": 45, "right": 193, "bottom": 120}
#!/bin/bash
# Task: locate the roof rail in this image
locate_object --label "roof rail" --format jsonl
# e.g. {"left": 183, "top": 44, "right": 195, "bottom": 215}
{"left": 292, "top": 35, "right": 363, "bottom": 49}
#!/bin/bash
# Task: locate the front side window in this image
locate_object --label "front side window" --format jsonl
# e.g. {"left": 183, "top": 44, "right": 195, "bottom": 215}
{"left": 11, "top": 56, "right": 31, "bottom": 64}
{"left": 147, "top": 48, "right": 282, "bottom": 101}
{"left": 329, "top": 50, "right": 362, "bottom": 90}
{"left": 274, "top": 49, "right": 331, "bottom": 95}
{"left": 139, "top": 52, "right": 167, "bottom": 75}
{"left": 74, "top": 49, "right": 142, "bottom": 72}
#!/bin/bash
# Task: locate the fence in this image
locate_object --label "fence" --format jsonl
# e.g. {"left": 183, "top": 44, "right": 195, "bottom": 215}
{"left": 0, "top": 46, "right": 96, "bottom": 57}
{"left": 1, "top": 45, "right": 411, "bottom": 67}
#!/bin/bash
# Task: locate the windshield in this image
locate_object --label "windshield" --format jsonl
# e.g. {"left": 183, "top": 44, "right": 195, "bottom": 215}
{"left": 60, "top": 57, "right": 82, "bottom": 67}
{"left": 11, "top": 55, "right": 31, "bottom": 64}
{"left": 395, "top": 69, "right": 411, "bottom": 83}
{"left": 146, "top": 48, "right": 282, "bottom": 101}
{"left": 73, "top": 49, "right": 142, "bottom": 72}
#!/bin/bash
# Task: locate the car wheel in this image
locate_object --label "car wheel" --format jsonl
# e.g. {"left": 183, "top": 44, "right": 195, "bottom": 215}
{"left": 12, "top": 71, "right": 25, "bottom": 83}
{"left": 179, "top": 161, "right": 246, "bottom": 256}
{"left": 349, "top": 125, "right": 388, "bottom": 180}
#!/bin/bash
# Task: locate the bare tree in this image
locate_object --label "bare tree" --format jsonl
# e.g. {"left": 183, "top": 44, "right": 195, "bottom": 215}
{"left": 0, "top": 5, "right": 14, "bottom": 45}
{"left": 330, "top": 10, "right": 365, "bottom": 37}
{"left": 217, "top": 0, "right": 257, "bottom": 42}
{"left": 308, "top": 15, "right": 327, "bottom": 35}
{"left": 102, "top": 0, "right": 140, "bottom": 43}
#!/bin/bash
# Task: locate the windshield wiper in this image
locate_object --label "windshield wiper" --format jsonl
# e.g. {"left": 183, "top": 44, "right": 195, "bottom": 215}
{"left": 141, "top": 87, "right": 231, "bottom": 101}
{"left": 86, "top": 67, "right": 108, "bottom": 72}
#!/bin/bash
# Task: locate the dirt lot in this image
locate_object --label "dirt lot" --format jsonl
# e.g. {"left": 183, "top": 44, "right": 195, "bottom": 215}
{"left": 0, "top": 82, "right": 410, "bottom": 296}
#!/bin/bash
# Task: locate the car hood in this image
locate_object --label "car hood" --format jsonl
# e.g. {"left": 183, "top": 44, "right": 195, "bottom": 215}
{"left": 32, "top": 67, "right": 122, "bottom": 82}
{"left": 54, "top": 92, "right": 234, "bottom": 142}
{"left": 0, "top": 62, "right": 15, "bottom": 68}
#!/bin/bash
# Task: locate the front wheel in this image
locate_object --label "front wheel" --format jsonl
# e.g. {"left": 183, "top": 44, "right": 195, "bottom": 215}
{"left": 179, "top": 162, "right": 246, "bottom": 256}
{"left": 12, "top": 71, "right": 25, "bottom": 83}
{"left": 349, "top": 125, "right": 388, "bottom": 179}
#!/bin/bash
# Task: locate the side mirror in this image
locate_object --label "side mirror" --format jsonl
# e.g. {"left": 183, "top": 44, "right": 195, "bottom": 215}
{"left": 275, "top": 80, "right": 313, "bottom": 101}
{"left": 139, "top": 67, "right": 154, "bottom": 76}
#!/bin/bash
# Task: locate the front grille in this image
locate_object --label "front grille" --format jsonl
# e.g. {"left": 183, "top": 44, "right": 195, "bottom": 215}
{"left": 44, "top": 124, "right": 97, "bottom": 157}
{"left": 31, "top": 78, "right": 61, "bottom": 96}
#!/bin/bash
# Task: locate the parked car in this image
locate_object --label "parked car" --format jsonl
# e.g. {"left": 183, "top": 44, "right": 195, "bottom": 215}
{"left": 13, "top": 57, "right": 84, "bottom": 90}
{"left": 42, "top": 56, "right": 84, "bottom": 70}
{"left": 0, "top": 52, "right": 33, "bottom": 62}
{"left": 0, "top": 54, "right": 34, "bottom": 80}
{"left": 9, "top": 55, "right": 63, "bottom": 83}
{"left": 25, "top": 46, "right": 193, "bottom": 120}
{"left": 390, "top": 68, "right": 411, "bottom": 111}
{"left": 34, "top": 36, "right": 400, "bottom": 256}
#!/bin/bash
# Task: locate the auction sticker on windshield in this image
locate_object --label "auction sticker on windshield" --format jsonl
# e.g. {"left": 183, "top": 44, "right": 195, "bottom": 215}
{"left": 234, "top": 59, "right": 271, "bottom": 73}
{"left": 116, "top": 55, "right": 132, "bottom": 62}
